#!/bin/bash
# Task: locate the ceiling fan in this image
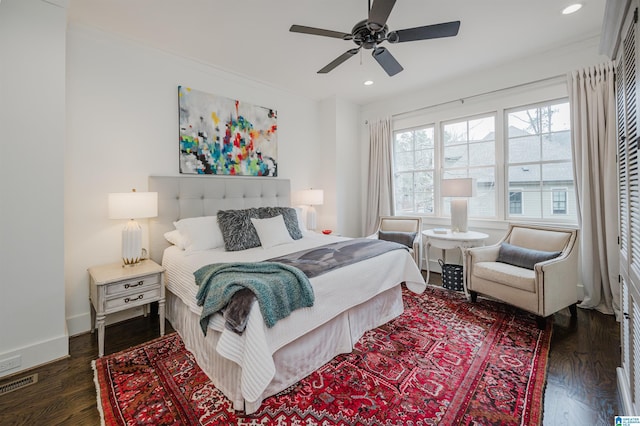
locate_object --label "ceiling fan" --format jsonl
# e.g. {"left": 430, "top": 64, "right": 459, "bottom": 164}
{"left": 289, "top": 0, "right": 460, "bottom": 77}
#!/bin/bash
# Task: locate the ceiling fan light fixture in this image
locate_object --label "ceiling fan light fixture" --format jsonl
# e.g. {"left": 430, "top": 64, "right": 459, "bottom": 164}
{"left": 562, "top": 3, "right": 582, "bottom": 14}
{"left": 290, "top": 0, "right": 460, "bottom": 76}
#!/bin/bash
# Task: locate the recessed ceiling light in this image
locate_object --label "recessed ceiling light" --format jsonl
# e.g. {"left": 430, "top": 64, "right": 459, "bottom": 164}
{"left": 562, "top": 3, "right": 582, "bottom": 14}
{"left": 364, "top": 80, "right": 374, "bottom": 86}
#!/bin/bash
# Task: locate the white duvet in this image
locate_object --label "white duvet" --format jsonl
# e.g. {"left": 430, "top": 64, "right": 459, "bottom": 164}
{"left": 162, "top": 232, "right": 426, "bottom": 406}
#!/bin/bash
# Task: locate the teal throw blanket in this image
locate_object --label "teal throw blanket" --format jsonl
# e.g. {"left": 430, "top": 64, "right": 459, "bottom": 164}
{"left": 194, "top": 262, "right": 314, "bottom": 335}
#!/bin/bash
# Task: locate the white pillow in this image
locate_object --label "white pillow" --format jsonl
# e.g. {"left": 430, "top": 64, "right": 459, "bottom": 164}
{"left": 251, "top": 215, "right": 294, "bottom": 249}
{"left": 163, "top": 230, "right": 187, "bottom": 250}
{"left": 173, "top": 215, "right": 224, "bottom": 252}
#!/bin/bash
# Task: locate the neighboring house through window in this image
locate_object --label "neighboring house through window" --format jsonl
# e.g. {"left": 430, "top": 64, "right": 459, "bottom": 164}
{"left": 442, "top": 114, "right": 496, "bottom": 218}
{"left": 390, "top": 94, "right": 576, "bottom": 225}
{"left": 506, "top": 100, "right": 575, "bottom": 221}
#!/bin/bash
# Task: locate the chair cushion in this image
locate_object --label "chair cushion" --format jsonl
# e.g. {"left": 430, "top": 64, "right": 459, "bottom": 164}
{"left": 474, "top": 261, "right": 536, "bottom": 292}
{"left": 496, "top": 242, "right": 561, "bottom": 270}
{"left": 378, "top": 231, "right": 416, "bottom": 248}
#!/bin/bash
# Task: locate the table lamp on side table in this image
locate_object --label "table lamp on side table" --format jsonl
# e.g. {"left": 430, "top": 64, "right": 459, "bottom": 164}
{"left": 108, "top": 189, "right": 158, "bottom": 266}
{"left": 441, "top": 178, "right": 475, "bottom": 233}
{"left": 297, "top": 189, "right": 324, "bottom": 231}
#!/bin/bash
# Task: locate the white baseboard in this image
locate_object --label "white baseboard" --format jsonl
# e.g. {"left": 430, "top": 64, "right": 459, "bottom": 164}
{"left": 0, "top": 333, "right": 68, "bottom": 379}
{"left": 66, "top": 306, "right": 146, "bottom": 337}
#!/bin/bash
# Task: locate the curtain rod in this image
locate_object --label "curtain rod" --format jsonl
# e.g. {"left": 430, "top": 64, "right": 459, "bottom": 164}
{"left": 389, "top": 74, "right": 566, "bottom": 119}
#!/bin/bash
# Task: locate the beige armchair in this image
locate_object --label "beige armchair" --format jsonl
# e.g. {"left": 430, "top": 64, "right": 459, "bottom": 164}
{"left": 371, "top": 216, "right": 423, "bottom": 270}
{"left": 466, "top": 223, "right": 578, "bottom": 328}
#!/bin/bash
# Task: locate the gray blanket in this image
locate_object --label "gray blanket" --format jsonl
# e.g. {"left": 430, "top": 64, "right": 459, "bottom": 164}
{"left": 194, "top": 262, "right": 314, "bottom": 335}
{"left": 267, "top": 238, "right": 408, "bottom": 278}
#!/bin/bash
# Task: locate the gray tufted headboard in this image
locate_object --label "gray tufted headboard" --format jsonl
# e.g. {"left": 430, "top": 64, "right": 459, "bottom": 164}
{"left": 148, "top": 176, "right": 291, "bottom": 264}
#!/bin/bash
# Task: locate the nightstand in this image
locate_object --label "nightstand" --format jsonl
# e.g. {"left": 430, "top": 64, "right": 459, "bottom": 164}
{"left": 88, "top": 259, "right": 165, "bottom": 357}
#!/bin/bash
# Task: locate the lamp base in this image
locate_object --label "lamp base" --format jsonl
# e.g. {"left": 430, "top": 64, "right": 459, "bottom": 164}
{"left": 450, "top": 199, "right": 468, "bottom": 233}
{"left": 122, "top": 219, "right": 142, "bottom": 266}
{"left": 307, "top": 206, "right": 317, "bottom": 231}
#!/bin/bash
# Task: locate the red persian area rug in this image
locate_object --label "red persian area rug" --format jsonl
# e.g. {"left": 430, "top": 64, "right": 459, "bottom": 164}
{"left": 93, "top": 286, "right": 552, "bottom": 425}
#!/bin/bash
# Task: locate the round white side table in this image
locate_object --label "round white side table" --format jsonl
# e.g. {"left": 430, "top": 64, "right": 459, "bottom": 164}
{"left": 422, "top": 229, "right": 489, "bottom": 298}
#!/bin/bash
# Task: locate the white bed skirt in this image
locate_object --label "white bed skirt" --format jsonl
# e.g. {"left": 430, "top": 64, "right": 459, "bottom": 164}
{"left": 166, "top": 285, "right": 404, "bottom": 413}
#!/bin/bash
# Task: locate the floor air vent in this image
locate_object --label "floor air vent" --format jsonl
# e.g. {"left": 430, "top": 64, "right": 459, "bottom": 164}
{"left": 0, "top": 373, "right": 38, "bottom": 395}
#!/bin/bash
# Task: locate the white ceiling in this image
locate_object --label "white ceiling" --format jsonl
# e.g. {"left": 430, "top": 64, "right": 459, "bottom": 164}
{"left": 67, "top": 0, "right": 607, "bottom": 105}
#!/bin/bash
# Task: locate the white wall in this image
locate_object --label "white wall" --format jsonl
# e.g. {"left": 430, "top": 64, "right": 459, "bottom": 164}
{"left": 0, "top": 0, "right": 68, "bottom": 377}
{"left": 64, "top": 25, "right": 330, "bottom": 336}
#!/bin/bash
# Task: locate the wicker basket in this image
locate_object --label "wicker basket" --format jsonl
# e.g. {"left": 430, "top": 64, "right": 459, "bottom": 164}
{"left": 439, "top": 259, "right": 464, "bottom": 291}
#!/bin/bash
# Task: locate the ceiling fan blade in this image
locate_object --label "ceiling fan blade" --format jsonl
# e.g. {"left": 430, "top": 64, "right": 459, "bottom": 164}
{"left": 389, "top": 21, "right": 461, "bottom": 43}
{"left": 289, "top": 25, "right": 351, "bottom": 39}
{"left": 372, "top": 47, "right": 403, "bottom": 76}
{"left": 318, "top": 48, "right": 360, "bottom": 74}
{"left": 368, "top": 0, "right": 396, "bottom": 31}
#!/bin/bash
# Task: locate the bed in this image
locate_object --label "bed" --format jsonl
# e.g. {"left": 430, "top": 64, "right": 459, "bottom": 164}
{"left": 148, "top": 175, "right": 426, "bottom": 414}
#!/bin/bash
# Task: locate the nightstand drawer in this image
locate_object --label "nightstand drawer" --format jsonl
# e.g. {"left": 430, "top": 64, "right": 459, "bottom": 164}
{"left": 105, "top": 274, "right": 160, "bottom": 296}
{"left": 105, "top": 288, "right": 161, "bottom": 311}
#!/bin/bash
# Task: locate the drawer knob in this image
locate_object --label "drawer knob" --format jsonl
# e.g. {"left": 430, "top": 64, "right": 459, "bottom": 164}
{"left": 124, "top": 294, "right": 144, "bottom": 303}
{"left": 124, "top": 281, "right": 144, "bottom": 289}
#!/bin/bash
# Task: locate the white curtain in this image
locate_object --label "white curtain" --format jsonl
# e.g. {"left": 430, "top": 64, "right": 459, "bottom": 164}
{"left": 567, "top": 62, "right": 620, "bottom": 317}
{"left": 365, "top": 118, "right": 394, "bottom": 235}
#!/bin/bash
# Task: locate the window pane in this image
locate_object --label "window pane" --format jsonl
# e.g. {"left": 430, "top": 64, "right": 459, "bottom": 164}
{"left": 469, "top": 141, "right": 495, "bottom": 166}
{"left": 469, "top": 167, "right": 495, "bottom": 217}
{"left": 542, "top": 162, "right": 573, "bottom": 184}
{"left": 508, "top": 108, "right": 539, "bottom": 136}
{"left": 506, "top": 100, "right": 573, "bottom": 222}
{"left": 394, "top": 151, "right": 414, "bottom": 171}
{"left": 392, "top": 126, "right": 435, "bottom": 215}
{"left": 443, "top": 121, "right": 467, "bottom": 145}
{"left": 509, "top": 164, "right": 541, "bottom": 189}
{"left": 415, "top": 191, "right": 434, "bottom": 214}
{"left": 549, "top": 102, "right": 571, "bottom": 132}
{"left": 509, "top": 135, "right": 541, "bottom": 163}
{"left": 542, "top": 131, "right": 571, "bottom": 161}
{"left": 469, "top": 117, "right": 495, "bottom": 142}
{"left": 394, "top": 131, "right": 413, "bottom": 152}
{"left": 414, "top": 171, "right": 433, "bottom": 192}
{"left": 443, "top": 145, "right": 468, "bottom": 167}
{"left": 415, "top": 128, "right": 434, "bottom": 149}
{"left": 415, "top": 149, "right": 434, "bottom": 169}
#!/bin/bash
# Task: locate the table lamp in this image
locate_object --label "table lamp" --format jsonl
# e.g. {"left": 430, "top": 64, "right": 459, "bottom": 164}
{"left": 108, "top": 189, "right": 158, "bottom": 266}
{"left": 441, "top": 178, "right": 475, "bottom": 233}
{"left": 298, "top": 189, "right": 323, "bottom": 231}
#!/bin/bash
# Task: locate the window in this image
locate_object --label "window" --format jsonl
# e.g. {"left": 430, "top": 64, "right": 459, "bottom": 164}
{"left": 393, "top": 126, "right": 435, "bottom": 214}
{"left": 442, "top": 115, "right": 496, "bottom": 218}
{"left": 509, "top": 190, "right": 523, "bottom": 215}
{"left": 552, "top": 188, "right": 567, "bottom": 215}
{"left": 506, "top": 100, "right": 576, "bottom": 221}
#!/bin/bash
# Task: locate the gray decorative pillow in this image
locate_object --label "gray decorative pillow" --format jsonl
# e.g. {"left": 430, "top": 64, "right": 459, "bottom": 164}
{"left": 378, "top": 231, "right": 417, "bottom": 248}
{"left": 496, "top": 242, "right": 561, "bottom": 270}
{"left": 257, "top": 207, "right": 303, "bottom": 240}
{"left": 217, "top": 208, "right": 261, "bottom": 251}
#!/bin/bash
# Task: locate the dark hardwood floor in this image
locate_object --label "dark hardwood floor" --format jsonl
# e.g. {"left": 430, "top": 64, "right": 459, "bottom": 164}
{"left": 0, "top": 278, "right": 620, "bottom": 426}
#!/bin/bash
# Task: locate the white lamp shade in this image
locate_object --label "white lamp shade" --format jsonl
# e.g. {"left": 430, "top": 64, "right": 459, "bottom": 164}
{"left": 108, "top": 191, "right": 158, "bottom": 219}
{"left": 296, "top": 189, "right": 324, "bottom": 206}
{"left": 441, "top": 178, "right": 475, "bottom": 198}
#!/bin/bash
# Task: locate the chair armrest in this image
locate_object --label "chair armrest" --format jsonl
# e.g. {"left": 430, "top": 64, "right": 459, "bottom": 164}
{"left": 467, "top": 245, "right": 500, "bottom": 263}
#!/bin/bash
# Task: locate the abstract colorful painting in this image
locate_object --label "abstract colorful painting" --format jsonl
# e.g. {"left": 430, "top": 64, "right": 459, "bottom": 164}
{"left": 178, "top": 86, "right": 278, "bottom": 176}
